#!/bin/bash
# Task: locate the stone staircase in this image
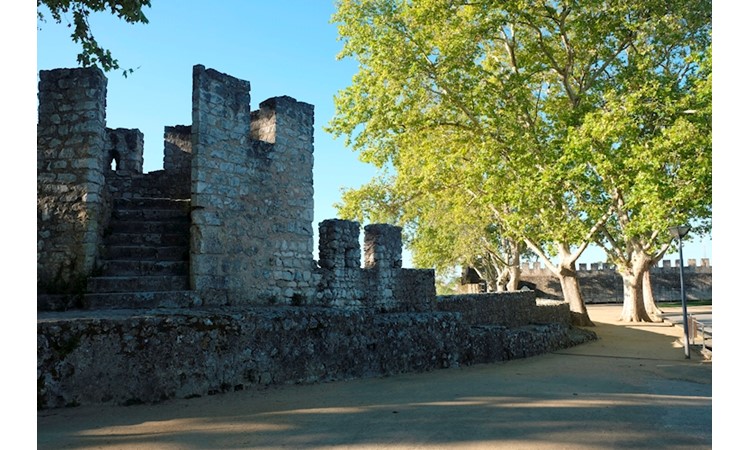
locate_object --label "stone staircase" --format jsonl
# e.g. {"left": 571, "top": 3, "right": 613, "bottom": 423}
{"left": 83, "top": 196, "right": 198, "bottom": 309}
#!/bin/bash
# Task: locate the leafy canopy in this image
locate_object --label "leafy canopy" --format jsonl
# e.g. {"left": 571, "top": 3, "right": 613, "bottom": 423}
{"left": 38, "top": 0, "right": 151, "bottom": 76}
{"left": 328, "top": 0, "right": 711, "bottom": 273}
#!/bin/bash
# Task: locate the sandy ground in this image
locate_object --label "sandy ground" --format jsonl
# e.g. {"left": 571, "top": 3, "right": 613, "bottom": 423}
{"left": 37, "top": 304, "right": 712, "bottom": 449}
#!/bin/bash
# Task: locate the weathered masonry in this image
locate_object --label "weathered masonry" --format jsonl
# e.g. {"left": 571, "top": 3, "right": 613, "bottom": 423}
{"left": 37, "top": 65, "right": 433, "bottom": 311}
{"left": 37, "top": 66, "right": 596, "bottom": 409}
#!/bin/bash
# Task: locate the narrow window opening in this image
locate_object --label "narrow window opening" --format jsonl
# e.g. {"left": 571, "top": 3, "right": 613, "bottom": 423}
{"left": 109, "top": 150, "right": 121, "bottom": 171}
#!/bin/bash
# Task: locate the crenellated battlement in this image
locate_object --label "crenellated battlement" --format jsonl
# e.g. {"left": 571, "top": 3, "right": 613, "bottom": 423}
{"left": 189, "top": 65, "right": 316, "bottom": 305}
{"left": 517, "top": 258, "right": 712, "bottom": 303}
{"left": 316, "top": 219, "right": 435, "bottom": 312}
{"left": 520, "top": 258, "right": 712, "bottom": 276}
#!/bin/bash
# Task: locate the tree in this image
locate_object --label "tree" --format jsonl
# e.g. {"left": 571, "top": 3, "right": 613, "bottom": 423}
{"left": 324, "top": 1, "right": 604, "bottom": 325}
{"left": 574, "top": 41, "right": 712, "bottom": 322}
{"left": 329, "top": 0, "right": 711, "bottom": 324}
{"left": 336, "top": 175, "right": 525, "bottom": 292}
{"left": 37, "top": 0, "right": 151, "bottom": 75}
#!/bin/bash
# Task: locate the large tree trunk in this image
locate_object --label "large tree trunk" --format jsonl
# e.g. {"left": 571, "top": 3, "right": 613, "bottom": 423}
{"left": 619, "top": 251, "right": 653, "bottom": 322}
{"left": 507, "top": 264, "right": 520, "bottom": 291}
{"left": 642, "top": 269, "right": 663, "bottom": 321}
{"left": 505, "top": 239, "right": 521, "bottom": 291}
{"left": 474, "top": 261, "right": 496, "bottom": 292}
{"left": 557, "top": 243, "right": 594, "bottom": 327}
{"left": 559, "top": 264, "right": 595, "bottom": 327}
{"left": 524, "top": 240, "right": 594, "bottom": 326}
{"left": 494, "top": 264, "right": 508, "bottom": 292}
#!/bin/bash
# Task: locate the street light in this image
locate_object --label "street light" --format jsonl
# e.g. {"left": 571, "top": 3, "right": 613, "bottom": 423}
{"left": 669, "top": 225, "right": 691, "bottom": 359}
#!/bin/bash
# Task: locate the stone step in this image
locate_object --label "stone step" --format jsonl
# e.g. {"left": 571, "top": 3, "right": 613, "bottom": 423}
{"left": 109, "top": 219, "right": 189, "bottom": 234}
{"left": 104, "top": 232, "right": 189, "bottom": 247}
{"left": 104, "top": 245, "right": 189, "bottom": 261}
{"left": 84, "top": 195, "right": 194, "bottom": 303}
{"left": 100, "top": 260, "right": 189, "bottom": 277}
{"left": 113, "top": 198, "right": 191, "bottom": 211}
{"left": 37, "top": 294, "right": 80, "bottom": 312}
{"left": 87, "top": 275, "right": 189, "bottom": 293}
{"left": 107, "top": 170, "right": 191, "bottom": 200}
{"left": 113, "top": 208, "right": 190, "bottom": 221}
{"left": 82, "top": 290, "right": 200, "bottom": 310}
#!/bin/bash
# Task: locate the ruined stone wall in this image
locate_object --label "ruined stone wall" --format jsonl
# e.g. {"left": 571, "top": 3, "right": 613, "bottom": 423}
{"left": 37, "top": 67, "right": 109, "bottom": 293}
{"left": 190, "top": 65, "right": 315, "bottom": 305}
{"left": 37, "top": 304, "right": 593, "bottom": 409}
{"left": 37, "top": 64, "right": 602, "bottom": 412}
{"left": 316, "top": 220, "right": 436, "bottom": 312}
{"left": 163, "top": 125, "right": 192, "bottom": 174}
{"left": 107, "top": 128, "right": 143, "bottom": 174}
{"left": 519, "top": 259, "right": 712, "bottom": 303}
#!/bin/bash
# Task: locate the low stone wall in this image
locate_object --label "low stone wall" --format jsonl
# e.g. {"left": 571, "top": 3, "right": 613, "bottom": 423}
{"left": 533, "top": 299, "right": 574, "bottom": 325}
{"left": 37, "top": 302, "right": 595, "bottom": 409}
{"left": 436, "top": 293, "right": 571, "bottom": 326}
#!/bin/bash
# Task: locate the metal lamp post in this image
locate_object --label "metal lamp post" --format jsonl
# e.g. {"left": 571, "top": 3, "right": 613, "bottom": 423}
{"left": 669, "top": 225, "right": 691, "bottom": 359}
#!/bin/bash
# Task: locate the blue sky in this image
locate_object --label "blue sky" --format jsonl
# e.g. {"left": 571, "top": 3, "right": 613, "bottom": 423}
{"left": 33, "top": 0, "right": 712, "bottom": 268}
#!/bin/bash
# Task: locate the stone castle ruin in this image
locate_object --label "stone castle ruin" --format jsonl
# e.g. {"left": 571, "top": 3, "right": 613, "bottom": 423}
{"left": 37, "top": 65, "right": 595, "bottom": 409}
{"left": 38, "top": 65, "right": 432, "bottom": 311}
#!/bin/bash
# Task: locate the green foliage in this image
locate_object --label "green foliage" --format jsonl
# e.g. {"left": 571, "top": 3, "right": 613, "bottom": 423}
{"left": 37, "top": 0, "right": 151, "bottom": 76}
{"left": 328, "top": 0, "right": 711, "bottom": 278}
{"left": 435, "top": 270, "right": 460, "bottom": 296}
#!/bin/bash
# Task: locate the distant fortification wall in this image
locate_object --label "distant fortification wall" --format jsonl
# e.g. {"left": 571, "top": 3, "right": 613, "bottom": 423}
{"left": 519, "top": 259, "right": 712, "bottom": 303}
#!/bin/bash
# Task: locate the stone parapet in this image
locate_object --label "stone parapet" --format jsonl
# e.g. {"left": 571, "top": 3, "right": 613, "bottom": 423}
{"left": 437, "top": 291, "right": 539, "bottom": 327}
{"left": 163, "top": 125, "right": 192, "bottom": 174}
{"left": 106, "top": 128, "right": 143, "bottom": 174}
{"left": 315, "top": 220, "right": 435, "bottom": 312}
{"left": 37, "top": 305, "right": 594, "bottom": 409}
